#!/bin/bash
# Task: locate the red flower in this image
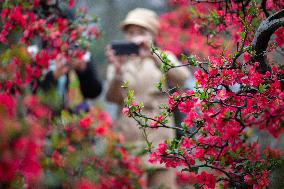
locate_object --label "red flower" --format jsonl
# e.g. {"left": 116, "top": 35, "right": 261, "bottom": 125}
{"left": 56, "top": 17, "right": 68, "bottom": 32}
{"left": 194, "top": 69, "right": 209, "bottom": 88}
{"left": 184, "top": 111, "right": 198, "bottom": 128}
{"left": 9, "top": 6, "right": 26, "bottom": 28}
{"left": 149, "top": 120, "right": 158, "bottom": 127}
{"left": 79, "top": 116, "right": 93, "bottom": 129}
{"left": 35, "top": 50, "right": 50, "bottom": 68}
{"left": 51, "top": 151, "right": 63, "bottom": 167}
{"left": 95, "top": 126, "right": 106, "bottom": 136}
{"left": 148, "top": 152, "right": 160, "bottom": 164}
{"left": 157, "top": 142, "right": 168, "bottom": 154}
{"left": 176, "top": 172, "right": 198, "bottom": 186}
{"left": 178, "top": 100, "right": 194, "bottom": 113}
{"left": 0, "top": 93, "right": 15, "bottom": 116}
{"left": 197, "top": 171, "right": 216, "bottom": 189}
{"left": 181, "top": 138, "right": 193, "bottom": 149}
{"left": 0, "top": 29, "right": 8, "bottom": 44}
{"left": 0, "top": 8, "right": 8, "bottom": 19}
{"left": 76, "top": 179, "right": 98, "bottom": 189}
{"left": 149, "top": 115, "right": 165, "bottom": 128}
{"left": 210, "top": 56, "right": 223, "bottom": 67}
{"left": 68, "top": 0, "right": 75, "bottom": 8}
{"left": 275, "top": 27, "right": 284, "bottom": 47}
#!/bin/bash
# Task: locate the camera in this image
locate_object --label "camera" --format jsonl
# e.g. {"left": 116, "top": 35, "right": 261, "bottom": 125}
{"left": 111, "top": 41, "right": 139, "bottom": 55}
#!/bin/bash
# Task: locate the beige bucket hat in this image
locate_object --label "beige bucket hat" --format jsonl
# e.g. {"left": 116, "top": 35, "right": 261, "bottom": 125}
{"left": 121, "top": 8, "right": 159, "bottom": 35}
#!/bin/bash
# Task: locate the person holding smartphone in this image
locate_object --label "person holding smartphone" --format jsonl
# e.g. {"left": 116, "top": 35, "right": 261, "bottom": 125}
{"left": 34, "top": 2, "right": 102, "bottom": 114}
{"left": 105, "top": 8, "right": 191, "bottom": 188}
{"left": 40, "top": 50, "right": 102, "bottom": 114}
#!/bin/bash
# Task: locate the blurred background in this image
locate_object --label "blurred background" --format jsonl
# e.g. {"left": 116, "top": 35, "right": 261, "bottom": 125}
{"left": 74, "top": 0, "right": 172, "bottom": 118}
{"left": 76, "top": 0, "right": 170, "bottom": 79}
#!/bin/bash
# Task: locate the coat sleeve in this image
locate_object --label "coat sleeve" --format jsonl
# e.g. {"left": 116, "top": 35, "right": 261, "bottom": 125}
{"left": 40, "top": 70, "right": 58, "bottom": 91}
{"left": 76, "top": 56, "right": 102, "bottom": 99}
{"left": 105, "top": 65, "right": 124, "bottom": 105}
{"left": 164, "top": 52, "right": 192, "bottom": 87}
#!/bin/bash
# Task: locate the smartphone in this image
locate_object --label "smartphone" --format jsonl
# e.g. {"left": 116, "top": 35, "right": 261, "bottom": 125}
{"left": 111, "top": 41, "right": 139, "bottom": 55}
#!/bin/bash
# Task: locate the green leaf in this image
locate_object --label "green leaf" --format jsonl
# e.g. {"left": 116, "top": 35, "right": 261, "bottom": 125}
{"left": 188, "top": 55, "right": 198, "bottom": 66}
{"left": 248, "top": 6, "right": 256, "bottom": 16}
{"left": 258, "top": 83, "right": 269, "bottom": 93}
{"left": 240, "top": 32, "right": 246, "bottom": 39}
{"left": 195, "top": 80, "right": 199, "bottom": 88}
{"left": 139, "top": 102, "right": 144, "bottom": 109}
{"left": 121, "top": 81, "right": 129, "bottom": 89}
{"left": 181, "top": 168, "right": 190, "bottom": 172}
{"left": 155, "top": 76, "right": 165, "bottom": 91}
{"left": 127, "top": 90, "right": 134, "bottom": 99}
{"left": 150, "top": 44, "right": 158, "bottom": 54}
{"left": 92, "top": 14, "right": 97, "bottom": 22}
{"left": 219, "top": 182, "right": 225, "bottom": 189}
{"left": 194, "top": 183, "right": 201, "bottom": 189}
{"left": 181, "top": 122, "right": 187, "bottom": 130}
{"left": 181, "top": 54, "right": 188, "bottom": 62}
{"left": 189, "top": 166, "right": 199, "bottom": 173}
{"left": 223, "top": 111, "right": 231, "bottom": 120}
{"left": 220, "top": 156, "right": 226, "bottom": 166}
{"left": 125, "top": 90, "right": 135, "bottom": 105}
{"left": 198, "top": 90, "right": 208, "bottom": 100}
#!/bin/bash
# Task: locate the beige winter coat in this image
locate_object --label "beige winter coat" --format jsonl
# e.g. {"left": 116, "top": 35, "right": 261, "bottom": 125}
{"left": 106, "top": 53, "right": 190, "bottom": 167}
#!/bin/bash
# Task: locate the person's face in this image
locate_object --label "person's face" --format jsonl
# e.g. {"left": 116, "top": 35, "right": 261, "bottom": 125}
{"left": 124, "top": 25, "right": 154, "bottom": 44}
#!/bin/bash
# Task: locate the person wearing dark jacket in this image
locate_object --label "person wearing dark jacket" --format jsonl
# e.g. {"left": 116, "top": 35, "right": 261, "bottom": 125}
{"left": 40, "top": 51, "right": 102, "bottom": 114}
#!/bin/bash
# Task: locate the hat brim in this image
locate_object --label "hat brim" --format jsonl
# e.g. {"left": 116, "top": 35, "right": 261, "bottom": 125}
{"left": 120, "top": 20, "right": 157, "bottom": 35}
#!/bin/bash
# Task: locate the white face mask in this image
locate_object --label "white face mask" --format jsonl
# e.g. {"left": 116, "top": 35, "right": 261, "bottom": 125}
{"left": 27, "top": 45, "right": 39, "bottom": 59}
{"left": 124, "top": 25, "right": 154, "bottom": 44}
{"left": 83, "top": 51, "right": 91, "bottom": 62}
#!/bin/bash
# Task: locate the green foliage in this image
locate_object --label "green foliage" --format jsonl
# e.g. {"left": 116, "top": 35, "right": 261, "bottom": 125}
{"left": 126, "top": 89, "right": 134, "bottom": 105}
{"left": 155, "top": 75, "right": 166, "bottom": 91}
{"left": 181, "top": 54, "right": 199, "bottom": 66}
{"left": 258, "top": 83, "right": 269, "bottom": 93}
{"left": 160, "top": 51, "right": 173, "bottom": 73}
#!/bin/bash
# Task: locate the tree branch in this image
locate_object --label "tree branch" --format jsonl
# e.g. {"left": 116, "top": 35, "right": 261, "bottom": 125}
{"left": 251, "top": 9, "right": 284, "bottom": 73}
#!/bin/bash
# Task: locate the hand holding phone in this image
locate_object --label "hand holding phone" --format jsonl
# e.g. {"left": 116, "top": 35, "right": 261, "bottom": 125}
{"left": 53, "top": 54, "right": 70, "bottom": 79}
{"left": 105, "top": 45, "right": 125, "bottom": 74}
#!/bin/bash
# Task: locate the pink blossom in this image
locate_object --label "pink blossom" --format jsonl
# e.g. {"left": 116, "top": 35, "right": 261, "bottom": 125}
{"left": 122, "top": 107, "right": 129, "bottom": 116}
{"left": 216, "top": 89, "right": 227, "bottom": 101}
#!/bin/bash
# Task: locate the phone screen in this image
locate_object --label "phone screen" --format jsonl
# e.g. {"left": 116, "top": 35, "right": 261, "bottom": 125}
{"left": 111, "top": 41, "right": 139, "bottom": 55}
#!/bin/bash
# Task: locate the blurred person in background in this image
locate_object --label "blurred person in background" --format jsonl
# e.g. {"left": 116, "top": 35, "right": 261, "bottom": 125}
{"left": 30, "top": 1, "right": 102, "bottom": 114}
{"left": 105, "top": 8, "right": 191, "bottom": 188}
{"left": 40, "top": 48, "right": 102, "bottom": 114}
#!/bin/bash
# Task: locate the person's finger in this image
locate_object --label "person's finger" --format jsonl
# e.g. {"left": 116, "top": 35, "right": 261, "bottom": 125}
{"left": 107, "top": 44, "right": 114, "bottom": 51}
{"left": 106, "top": 48, "right": 121, "bottom": 66}
{"left": 117, "top": 55, "right": 125, "bottom": 63}
{"left": 129, "top": 53, "right": 138, "bottom": 57}
{"left": 106, "top": 45, "right": 116, "bottom": 55}
{"left": 106, "top": 44, "right": 111, "bottom": 50}
{"left": 105, "top": 47, "right": 115, "bottom": 59}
